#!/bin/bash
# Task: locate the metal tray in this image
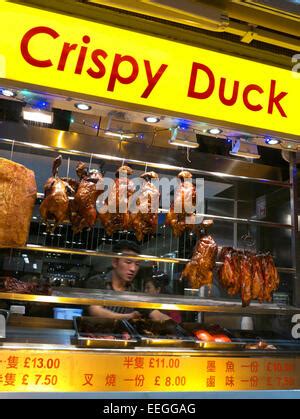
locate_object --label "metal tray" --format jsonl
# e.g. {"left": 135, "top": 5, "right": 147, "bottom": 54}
{"left": 0, "top": 309, "right": 9, "bottom": 342}
{"left": 127, "top": 319, "right": 195, "bottom": 348}
{"left": 73, "top": 316, "right": 138, "bottom": 349}
{"left": 180, "top": 322, "right": 246, "bottom": 351}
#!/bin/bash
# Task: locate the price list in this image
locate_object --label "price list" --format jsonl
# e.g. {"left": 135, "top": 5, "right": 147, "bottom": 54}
{"left": 0, "top": 349, "right": 299, "bottom": 392}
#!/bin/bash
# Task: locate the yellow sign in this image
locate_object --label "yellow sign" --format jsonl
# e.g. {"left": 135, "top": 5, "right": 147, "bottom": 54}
{"left": 0, "top": 1, "right": 299, "bottom": 137}
{"left": 0, "top": 349, "right": 299, "bottom": 392}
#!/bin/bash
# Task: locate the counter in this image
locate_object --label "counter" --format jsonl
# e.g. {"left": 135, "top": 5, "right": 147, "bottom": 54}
{"left": 1, "top": 316, "right": 300, "bottom": 394}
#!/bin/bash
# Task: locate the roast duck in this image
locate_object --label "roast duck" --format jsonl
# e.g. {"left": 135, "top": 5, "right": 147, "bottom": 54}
{"left": 40, "top": 156, "right": 75, "bottom": 232}
{"left": 98, "top": 165, "right": 135, "bottom": 236}
{"left": 218, "top": 247, "right": 280, "bottom": 306}
{"left": 70, "top": 162, "right": 104, "bottom": 234}
{"left": 166, "top": 170, "right": 197, "bottom": 237}
{"left": 0, "top": 158, "right": 37, "bottom": 248}
{"left": 129, "top": 171, "right": 160, "bottom": 241}
{"left": 181, "top": 220, "right": 218, "bottom": 290}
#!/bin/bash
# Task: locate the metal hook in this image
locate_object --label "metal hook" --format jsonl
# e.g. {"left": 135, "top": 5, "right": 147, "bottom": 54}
{"left": 241, "top": 223, "right": 255, "bottom": 248}
{"left": 10, "top": 140, "right": 15, "bottom": 161}
{"left": 186, "top": 148, "right": 191, "bottom": 163}
{"left": 66, "top": 157, "right": 70, "bottom": 178}
{"left": 88, "top": 153, "right": 93, "bottom": 171}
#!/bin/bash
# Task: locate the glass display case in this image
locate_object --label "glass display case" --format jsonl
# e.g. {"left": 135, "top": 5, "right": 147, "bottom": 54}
{"left": 0, "top": 123, "right": 300, "bottom": 394}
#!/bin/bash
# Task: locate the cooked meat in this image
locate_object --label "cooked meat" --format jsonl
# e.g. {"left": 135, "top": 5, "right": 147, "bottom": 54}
{"left": 40, "top": 156, "right": 75, "bottom": 232}
{"left": 98, "top": 165, "right": 135, "bottom": 236}
{"left": 130, "top": 171, "right": 160, "bottom": 241}
{"left": 0, "top": 277, "right": 52, "bottom": 295}
{"left": 193, "top": 329, "right": 214, "bottom": 341}
{"left": 166, "top": 170, "right": 197, "bottom": 237}
{"left": 260, "top": 253, "right": 280, "bottom": 302}
{"left": 0, "top": 158, "right": 37, "bottom": 247}
{"left": 251, "top": 254, "right": 264, "bottom": 303}
{"left": 70, "top": 162, "right": 104, "bottom": 234}
{"left": 219, "top": 247, "right": 242, "bottom": 296}
{"left": 219, "top": 247, "right": 280, "bottom": 306}
{"left": 245, "top": 340, "right": 277, "bottom": 350}
{"left": 181, "top": 222, "right": 218, "bottom": 289}
{"left": 240, "top": 255, "right": 252, "bottom": 307}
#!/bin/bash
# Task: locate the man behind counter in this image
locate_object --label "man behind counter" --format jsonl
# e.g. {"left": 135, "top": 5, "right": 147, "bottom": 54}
{"left": 88, "top": 240, "right": 170, "bottom": 321}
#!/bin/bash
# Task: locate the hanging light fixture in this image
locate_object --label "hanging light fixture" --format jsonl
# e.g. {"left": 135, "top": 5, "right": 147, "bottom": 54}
{"left": 229, "top": 138, "right": 260, "bottom": 159}
{"left": 168, "top": 127, "right": 199, "bottom": 148}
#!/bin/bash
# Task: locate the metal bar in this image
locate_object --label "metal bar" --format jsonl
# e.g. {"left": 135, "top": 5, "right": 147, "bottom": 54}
{"left": 0, "top": 290, "right": 299, "bottom": 315}
{"left": 16, "top": 244, "right": 189, "bottom": 264}
{"left": 233, "top": 182, "right": 238, "bottom": 248}
{"left": 289, "top": 153, "right": 300, "bottom": 307}
{"left": 7, "top": 244, "right": 294, "bottom": 273}
{"left": 33, "top": 200, "right": 292, "bottom": 229}
{"left": 200, "top": 214, "right": 292, "bottom": 229}
{"left": 0, "top": 137, "right": 290, "bottom": 188}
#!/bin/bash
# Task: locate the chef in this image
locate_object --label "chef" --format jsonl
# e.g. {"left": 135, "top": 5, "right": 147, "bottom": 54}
{"left": 88, "top": 240, "right": 170, "bottom": 321}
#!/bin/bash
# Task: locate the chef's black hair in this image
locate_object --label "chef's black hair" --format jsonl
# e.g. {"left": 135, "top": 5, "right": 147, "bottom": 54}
{"left": 112, "top": 240, "right": 141, "bottom": 254}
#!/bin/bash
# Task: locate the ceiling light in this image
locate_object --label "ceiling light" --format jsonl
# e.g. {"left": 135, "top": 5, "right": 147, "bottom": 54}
{"left": 1, "top": 89, "right": 15, "bottom": 97}
{"left": 144, "top": 116, "right": 160, "bottom": 123}
{"left": 207, "top": 128, "right": 223, "bottom": 135}
{"left": 229, "top": 139, "right": 260, "bottom": 159}
{"left": 105, "top": 131, "right": 135, "bottom": 139}
{"left": 265, "top": 137, "right": 281, "bottom": 145}
{"left": 22, "top": 109, "right": 53, "bottom": 124}
{"left": 75, "top": 103, "right": 91, "bottom": 111}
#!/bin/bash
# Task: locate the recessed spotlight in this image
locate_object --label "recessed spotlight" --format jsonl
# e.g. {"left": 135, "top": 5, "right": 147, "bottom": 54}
{"left": 264, "top": 137, "right": 281, "bottom": 145}
{"left": 144, "top": 116, "right": 160, "bottom": 123}
{"left": 207, "top": 128, "right": 223, "bottom": 135}
{"left": 1, "top": 89, "right": 15, "bottom": 97}
{"left": 75, "top": 103, "right": 92, "bottom": 111}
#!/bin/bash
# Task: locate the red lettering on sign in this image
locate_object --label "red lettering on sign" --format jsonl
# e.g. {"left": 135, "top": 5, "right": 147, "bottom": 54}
{"left": 75, "top": 35, "right": 91, "bottom": 75}
{"left": 243, "top": 84, "right": 264, "bottom": 112}
{"left": 188, "top": 62, "right": 215, "bottom": 99}
{"left": 87, "top": 49, "right": 107, "bottom": 79}
{"left": 187, "top": 62, "right": 287, "bottom": 118}
{"left": 142, "top": 61, "right": 168, "bottom": 98}
{"left": 268, "top": 80, "right": 287, "bottom": 117}
{"left": 57, "top": 42, "right": 78, "bottom": 71}
{"left": 219, "top": 78, "right": 239, "bottom": 106}
{"left": 107, "top": 54, "right": 139, "bottom": 91}
{"left": 20, "top": 26, "right": 59, "bottom": 67}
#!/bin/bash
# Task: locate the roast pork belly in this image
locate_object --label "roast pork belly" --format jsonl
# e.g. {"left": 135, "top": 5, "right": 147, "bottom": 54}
{"left": 0, "top": 158, "right": 37, "bottom": 248}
